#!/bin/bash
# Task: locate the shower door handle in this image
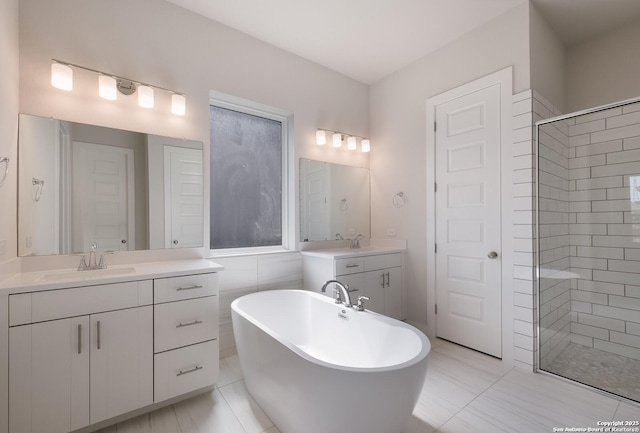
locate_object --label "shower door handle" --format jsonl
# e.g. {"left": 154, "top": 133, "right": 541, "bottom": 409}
{"left": 487, "top": 251, "right": 498, "bottom": 259}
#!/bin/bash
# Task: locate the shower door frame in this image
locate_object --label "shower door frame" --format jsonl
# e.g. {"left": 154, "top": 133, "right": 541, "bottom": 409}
{"left": 535, "top": 95, "right": 640, "bottom": 383}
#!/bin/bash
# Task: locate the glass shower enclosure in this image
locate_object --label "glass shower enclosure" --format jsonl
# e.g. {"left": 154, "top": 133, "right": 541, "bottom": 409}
{"left": 536, "top": 97, "right": 640, "bottom": 402}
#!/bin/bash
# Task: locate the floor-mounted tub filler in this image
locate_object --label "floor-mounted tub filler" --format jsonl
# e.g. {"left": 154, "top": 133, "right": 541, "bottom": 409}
{"left": 231, "top": 289, "right": 431, "bottom": 433}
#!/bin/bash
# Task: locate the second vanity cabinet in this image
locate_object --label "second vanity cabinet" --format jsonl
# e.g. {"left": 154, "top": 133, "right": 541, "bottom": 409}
{"left": 5, "top": 263, "right": 220, "bottom": 433}
{"left": 302, "top": 249, "right": 405, "bottom": 320}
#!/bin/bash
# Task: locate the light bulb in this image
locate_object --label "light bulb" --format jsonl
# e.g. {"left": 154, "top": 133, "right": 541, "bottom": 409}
{"left": 316, "top": 130, "right": 326, "bottom": 145}
{"left": 138, "top": 85, "right": 154, "bottom": 108}
{"left": 332, "top": 133, "right": 342, "bottom": 148}
{"left": 361, "top": 139, "right": 370, "bottom": 153}
{"left": 347, "top": 136, "right": 357, "bottom": 150}
{"left": 98, "top": 75, "right": 117, "bottom": 100}
{"left": 51, "top": 63, "right": 73, "bottom": 91}
{"left": 171, "top": 94, "right": 186, "bottom": 115}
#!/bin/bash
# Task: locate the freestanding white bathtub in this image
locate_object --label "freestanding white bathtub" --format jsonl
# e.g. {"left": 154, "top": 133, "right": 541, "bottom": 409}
{"left": 231, "top": 289, "right": 430, "bottom": 433}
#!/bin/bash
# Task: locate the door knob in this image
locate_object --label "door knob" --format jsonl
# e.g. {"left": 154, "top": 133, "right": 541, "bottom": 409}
{"left": 173, "top": 240, "right": 179, "bottom": 245}
{"left": 487, "top": 251, "right": 498, "bottom": 259}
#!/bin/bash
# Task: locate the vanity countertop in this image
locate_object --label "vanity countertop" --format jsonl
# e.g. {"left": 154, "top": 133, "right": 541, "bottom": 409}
{"left": 0, "top": 259, "right": 224, "bottom": 295}
{"left": 300, "top": 246, "right": 405, "bottom": 259}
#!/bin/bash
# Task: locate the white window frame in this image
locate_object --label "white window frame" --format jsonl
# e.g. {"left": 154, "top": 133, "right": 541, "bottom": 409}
{"left": 208, "top": 91, "right": 293, "bottom": 256}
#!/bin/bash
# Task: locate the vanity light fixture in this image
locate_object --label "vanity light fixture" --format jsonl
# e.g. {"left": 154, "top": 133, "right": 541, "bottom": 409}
{"left": 316, "top": 128, "right": 371, "bottom": 153}
{"left": 51, "top": 62, "right": 73, "bottom": 91}
{"left": 50, "top": 59, "right": 186, "bottom": 115}
{"left": 171, "top": 94, "right": 186, "bottom": 115}
{"left": 98, "top": 75, "right": 117, "bottom": 100}
{"left": 137, "top": 85, "right": 154, "bottom": 108}
{"left": 332, "top": 133, "right": 343, "bottom": 148}
{"left": 316, "top": 129, "right": 327, "bottom": 146}
{"left": 361, "top": 139, "right": 371, "bottom": 153}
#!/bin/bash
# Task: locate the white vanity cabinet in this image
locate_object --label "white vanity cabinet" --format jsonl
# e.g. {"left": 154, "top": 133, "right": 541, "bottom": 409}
{"left": 3, "top": 262, "right": 221, "bottom": 433}
{"left": 302, "top": 249, "right": 404, "bottom": 320}
{"left": 362, "top": 253, "right": 403, "bottom": 320}
{"left": 153, "top": 273, "right": 219, "bottom": 402}
{"left": 8, "top": 281, "right": 154, "bottom": 433}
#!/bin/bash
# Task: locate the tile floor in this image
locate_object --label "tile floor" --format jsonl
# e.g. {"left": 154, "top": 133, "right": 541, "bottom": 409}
{"left": 98, "top": 338, "right": 640, "bottom": 433}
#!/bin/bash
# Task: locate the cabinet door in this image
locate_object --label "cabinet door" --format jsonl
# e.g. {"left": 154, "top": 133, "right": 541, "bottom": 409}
{"left": 90, "top": 306, "right": 153, "bottom": 424}
{"left": 384, "top": 267, "right": 403, "bottom": 320}
{"left": 362, "top": 271, "right": 385, "bottom": 314}
{"left": 9, "top": 317, "right": 90, "bottom": 433}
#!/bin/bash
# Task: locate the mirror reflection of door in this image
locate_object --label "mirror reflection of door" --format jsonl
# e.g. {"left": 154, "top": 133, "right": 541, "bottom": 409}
{"left": 300, "top": 158, "right": 330, "bottom": 241}
{"left": 163, "top": 146, "right": 203, "bottom": 248}
{"left": 71, "top": 142, "right": 135, "bottom": 253}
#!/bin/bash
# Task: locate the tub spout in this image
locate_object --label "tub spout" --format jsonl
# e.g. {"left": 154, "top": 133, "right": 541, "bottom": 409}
{"left": 320, "top": 280, "right": 353, "bottom": 308}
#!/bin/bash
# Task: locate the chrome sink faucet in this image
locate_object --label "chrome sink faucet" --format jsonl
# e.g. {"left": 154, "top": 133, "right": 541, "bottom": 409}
{"left": 349, "top": 234, "right": 364, "bottom": 249}
{"left": 78, "top": 243, "right": 107, "bottom": 271}
{"left": 321, "top": 279, "right": 353, "bottom": 308}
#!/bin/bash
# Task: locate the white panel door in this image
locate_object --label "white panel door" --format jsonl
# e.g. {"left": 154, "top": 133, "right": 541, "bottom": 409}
{"left": 164, "top": 146, "right": 204, "bottom": 248}
{"left": 9, "top": 317, "right": 90, "bottom": 433}
{"left": 435, "top": 83, "right": 502, "bottom": 358}
{"left": 300, "top": 158, "right": 329, "bottom": 241}
{"left": 90, "top": 306, "right": 153, "bottom": 424}
{"left": 72, "top": 142, "right": 134, "bottom": 252}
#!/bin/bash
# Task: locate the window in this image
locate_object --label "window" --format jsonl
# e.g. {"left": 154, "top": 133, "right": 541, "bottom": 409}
{"left": 209, "top": 98, "right": 290, "bottom": 252}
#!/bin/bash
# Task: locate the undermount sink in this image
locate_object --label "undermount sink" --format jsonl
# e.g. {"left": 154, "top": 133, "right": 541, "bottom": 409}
{"left": 38, "top": 266, "right": 137, "bottom": 282}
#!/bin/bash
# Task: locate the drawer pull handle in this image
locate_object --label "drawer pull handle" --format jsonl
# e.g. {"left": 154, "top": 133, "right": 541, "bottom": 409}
{"left": 176, "top": 284, "right": 203, "bottom": 291}
{"left": 176, "top": 320, "right": 203, "bottom": 328}
{"left": 177, "top": 365, "right": 203, "bottom": 376}
{"left": 346, "top": 264, "right": 360, "bottom": 268}
{"left": 77, "top": 324, "right": 82, "bottom": 354}
{"left": 96, "top": 320, "right": 101, "bottom": 350}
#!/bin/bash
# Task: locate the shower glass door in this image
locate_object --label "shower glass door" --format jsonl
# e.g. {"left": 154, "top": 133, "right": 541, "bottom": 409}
{"left": 537, "top": 98, "right": 640, "bottom": 402}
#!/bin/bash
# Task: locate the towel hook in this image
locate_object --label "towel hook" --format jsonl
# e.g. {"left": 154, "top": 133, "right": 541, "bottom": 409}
{"left": 0, "top": 157, "right": 9, "bottom": 187}
{"left": 338, "top": 198, "right": 349, "bottom": 212}
{"left": 392, "top": 191, "right": 405, "bottom": 208}
{"left": 32, "top": 178, "right": 45, "bottom": 202}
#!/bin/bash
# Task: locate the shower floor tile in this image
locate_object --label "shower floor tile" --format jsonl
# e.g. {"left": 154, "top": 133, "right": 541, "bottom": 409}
{"left": 544, "top": 342, "right": 640, "bottom": 402}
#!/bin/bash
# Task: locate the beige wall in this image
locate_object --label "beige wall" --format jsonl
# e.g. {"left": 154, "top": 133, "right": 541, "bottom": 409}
{"left": 18, "top": 0, "right": 370, "bottom": 259}
{"left": 369, "top": 3, "right": 531, "bottom": 325}
{"left": 529, "top": 2, "right": 566, "bottom": 113}
{"left": 567, "top": 18, "right": 640, "bottom": 112}
{"left": 0, "top": 0, "right": 19, "bottom": 268}
{"left": 19, "top": 0, "right": 370, "bottom": 156}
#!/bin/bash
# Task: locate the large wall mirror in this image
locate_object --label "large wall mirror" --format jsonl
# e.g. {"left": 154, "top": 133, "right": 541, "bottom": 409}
{"left": 18, "top": 114, "right": 204, "bottom": 256}
{"left": 299, "top": 158, "right": 370, "bottom": 242}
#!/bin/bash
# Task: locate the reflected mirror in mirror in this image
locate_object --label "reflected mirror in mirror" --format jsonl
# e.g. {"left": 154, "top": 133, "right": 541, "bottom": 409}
{"left": 18, "top": 114, "right": 204, "bottom": 256}
{"left": 299, "top": 158, "right": 370, "bottom": 242}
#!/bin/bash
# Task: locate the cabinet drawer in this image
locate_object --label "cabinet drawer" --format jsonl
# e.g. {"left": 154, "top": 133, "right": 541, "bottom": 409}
{"left": 11, "top": 280, "right": 152, "bottom": 325}
{"left": 335, "top": 257, "right": 364, "bottom": 276}
{"left": 335, "top": 273, "right": 364, "bottom": 297}
{"left": 154, "top": 273, "right": 218, "bottom": 304}
{"left": 154, "top": 296, "right": 219, "bottom": 353}
{"left": 154, "top": 340, "right": 219, "bottom": 402}
{"left": 364, "top": 253, "right": 402, "bottom": 271}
